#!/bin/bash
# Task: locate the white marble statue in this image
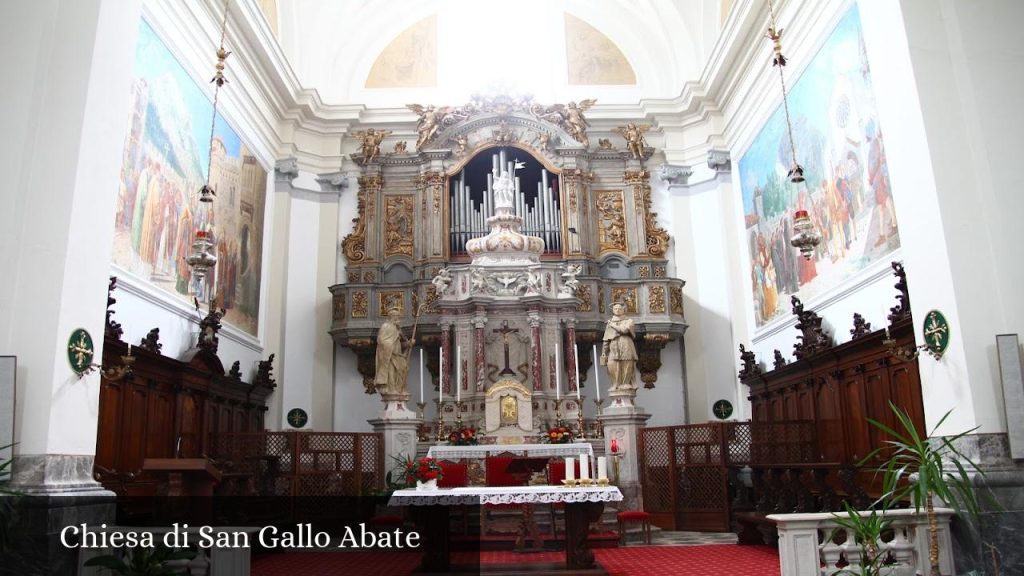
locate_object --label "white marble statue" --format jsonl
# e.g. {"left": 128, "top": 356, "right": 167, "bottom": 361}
{"left": 431, "top": 267, "right": 452, "bottom": 295}
{"left": 493, "top": 170, "right": 515, "bottom": 209}
{"left": 559, "top": 264, "right": 581, "bottom": 296}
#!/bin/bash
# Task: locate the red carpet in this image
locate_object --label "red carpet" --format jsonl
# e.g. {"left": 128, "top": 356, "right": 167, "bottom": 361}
{"left": 251, "top": 544, "right": 780, "bottom": 575}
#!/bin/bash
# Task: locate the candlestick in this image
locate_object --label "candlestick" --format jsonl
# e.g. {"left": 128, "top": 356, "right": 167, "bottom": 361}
{"left": 576, "top": 409, "right": 587, "bottom": 441}
{"left": 419, "top": 348, "right": 425, "bottom": 402}
{"left": 436, "top": 399, "right": 446, "bottom": 443}
{"left": 593, "top": 344, "right": 600, "bottom": 401}
{"left": 597, "top": 456, "right": 608, "bottom": 481}
{"left": 564, "top": 457, "right": 575, "bottom": 482}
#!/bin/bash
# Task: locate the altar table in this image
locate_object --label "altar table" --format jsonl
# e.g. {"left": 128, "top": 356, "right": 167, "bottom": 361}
{"left": 390, "top": 485, "right": 622, "bottom": 573}
{"left": 426, "top": 443, "right": 594, "bottom": 461}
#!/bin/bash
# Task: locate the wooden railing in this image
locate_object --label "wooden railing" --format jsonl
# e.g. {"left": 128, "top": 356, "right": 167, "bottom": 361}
{"left": 207, "top": 431, "right": 384, "bottom": 498}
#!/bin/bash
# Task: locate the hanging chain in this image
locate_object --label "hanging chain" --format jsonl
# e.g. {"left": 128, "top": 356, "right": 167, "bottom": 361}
{"left": 766, "top": 0, "right": 804, "bottom": 182}
{"left": 202, "top": 0, "right": 231, "bottom": 195}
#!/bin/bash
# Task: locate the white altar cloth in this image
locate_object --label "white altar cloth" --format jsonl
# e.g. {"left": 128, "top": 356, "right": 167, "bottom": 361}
{"left": 426, "top": 442, "right": 594, "bottom": 460}
{"left": 388, "top": 485, "right": 622, "bottom": 507}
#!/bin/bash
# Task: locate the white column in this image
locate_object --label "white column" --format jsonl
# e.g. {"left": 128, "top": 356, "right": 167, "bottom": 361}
{"left": 0, "top": 0, "right": 141, "bottom": 491}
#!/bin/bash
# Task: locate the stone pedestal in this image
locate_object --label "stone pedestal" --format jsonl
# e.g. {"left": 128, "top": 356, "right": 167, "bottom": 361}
{"left": 379, "top": 392, "right": 416, "bottom": 420}
{"left": 598, "top": 410, "right": 650, "bottom": 512}
{"left": 369, "top": 417, "right": 423, "bottom": 475}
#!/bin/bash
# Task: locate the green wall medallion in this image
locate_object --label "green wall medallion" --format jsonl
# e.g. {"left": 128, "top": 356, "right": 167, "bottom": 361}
{"left": 923, "top": 310, "right": 950, "bottom": 359}
{"left": 712, "top": 399, "right": 733, "bottom": 420}
{"left": 67, "top": 328, "right": 94, "bottom": 375}
{"left": 287, "top": 408, "right": 309, "bottom": 429}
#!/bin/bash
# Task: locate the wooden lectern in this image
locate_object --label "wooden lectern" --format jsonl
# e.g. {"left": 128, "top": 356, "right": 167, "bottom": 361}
{"left": 143, "top": 458, "right": 223, "bottom": 497}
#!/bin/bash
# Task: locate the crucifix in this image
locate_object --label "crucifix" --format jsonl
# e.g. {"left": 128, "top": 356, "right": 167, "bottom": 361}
{"left": 493, "top": 320, "right": 519, "bottom": 376}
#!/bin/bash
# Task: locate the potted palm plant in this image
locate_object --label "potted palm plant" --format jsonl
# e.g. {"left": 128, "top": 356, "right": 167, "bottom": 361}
{"left": 864, "top": 402, "right": 988, "bottom": 576}
{"left": 829, "top": 501, "right": 894, "bottom": 576}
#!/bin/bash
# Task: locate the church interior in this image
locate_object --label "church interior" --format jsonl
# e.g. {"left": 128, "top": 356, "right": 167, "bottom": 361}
{"left": 2, "top": 0, "right": 1023, "bottom": 574}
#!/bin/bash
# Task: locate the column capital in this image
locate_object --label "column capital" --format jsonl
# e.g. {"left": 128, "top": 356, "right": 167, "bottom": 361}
{"left": 657, "top": 163, "right": 692, "bottom": 189}
{"left": 707, "top": 150, "right": 732, "bottom": 173}
{"left": 316, "top": 171, "right": 351, "bottom": 192}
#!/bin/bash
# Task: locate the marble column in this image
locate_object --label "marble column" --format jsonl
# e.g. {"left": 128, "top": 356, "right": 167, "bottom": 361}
{"left": 440, "top": 321, "right": 451, "bottom": 396}
{"left": 566, "top": 320, "right": 579, "bottom": 391}
{"left": 599, "top": 411, "right": 651, "bottom": 512}
{"left": 473, "top": 309, "right": 486, "bottom": 392}
{"left": 529, "top": 311, "right": 542, "bottom": 391}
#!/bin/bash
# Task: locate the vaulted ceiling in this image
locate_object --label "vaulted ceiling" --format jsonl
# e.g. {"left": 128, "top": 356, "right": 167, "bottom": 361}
{"left": 270, "top": 0, "right": 730, "bottom": 108}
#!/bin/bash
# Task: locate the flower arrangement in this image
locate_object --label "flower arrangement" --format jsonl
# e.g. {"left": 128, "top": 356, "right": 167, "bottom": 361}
{"left": 403, "top": 456, "right": 444, "bottom": 485}
{"left": 448, "top": 426, "right": 479, "bottom": 446}
{"left": 546, "top": 422, "right": 574, "bottom": 444}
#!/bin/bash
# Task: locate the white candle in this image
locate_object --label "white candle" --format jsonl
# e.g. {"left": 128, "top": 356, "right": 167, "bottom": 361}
{"left": 439, "top": 348, "right": 444, "bottom": 403}
{"left": 419, "top": 348, "right": 424, "bottom": 402}
{"left": 564, "top": 457, "right": 575, "bottom": 481}
{"left": 593, "top": 344, "right": 601, "bottom": 401}
{"left": 597, "top": 456, "right": 608, "bottom": 480}
{"left": 456, "top": 345, "right": 462, "bottom": 402}
{"left": 555, "top": 347, "right": 561, "bottom": 401}
{"left": 574, "top": 344, "right": 581, "bottom": 400}
{"left": 579, "top": 454, "right": 590, "bottom": 480}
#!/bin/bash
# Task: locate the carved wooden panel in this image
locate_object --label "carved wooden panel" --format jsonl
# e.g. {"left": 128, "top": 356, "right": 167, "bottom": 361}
{"left": 383, "top": 195, "right": 415, "bottom": 258}
{"left": 610, "top": 286, "right": 638, "bottom": 314}
{"left": 94, "top": 339, "right": 274, "bottom": 497}
{"left": 596, "top": 190, "right": 627, "bottom": 254}
{"left": 378, "top": 291, "right": 404, "bottom": 316}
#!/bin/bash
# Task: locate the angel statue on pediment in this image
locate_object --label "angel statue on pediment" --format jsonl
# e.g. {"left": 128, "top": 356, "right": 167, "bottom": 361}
{"left": 532, "top": 99, "right": 597, "bottom": 148}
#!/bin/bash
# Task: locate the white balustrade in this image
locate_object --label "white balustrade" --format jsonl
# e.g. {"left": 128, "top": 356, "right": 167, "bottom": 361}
{"left": 767, "top": 508, "right": 956, "bottom": 576}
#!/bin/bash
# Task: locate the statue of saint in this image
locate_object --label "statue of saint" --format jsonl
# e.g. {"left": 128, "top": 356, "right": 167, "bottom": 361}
{"left": 493, "top": 170, "right": 515, "bottom": 210}
{"left": 374, "top": 307, "right": 411, "bottom": 397}
{"left": 600, "top": 302, "right": 638, "bottom": 392}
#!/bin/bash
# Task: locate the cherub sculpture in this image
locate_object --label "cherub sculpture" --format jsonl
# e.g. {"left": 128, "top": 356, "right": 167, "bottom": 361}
{"left": 431, "top": 267, "right": 453, "bottom": 295}
{"left": 612, "top": 123, "right": 652, "bottom": 160}
{"left": 532, "top": 99, "right": 596, "bottom": 148}
{"left": 353, "top": 128, "right": 391, "bottom": 164}
{"left": 598, "top": 138, "right": 614, "bottom": 150}
{"left": 559, "top": 263, "right": 582, "bottom": 296}
{"left": 407, "top": 104, "right": 459, "bottom": 150}
{"left": 392, "top": 140, "right": 408, "bottom": 154}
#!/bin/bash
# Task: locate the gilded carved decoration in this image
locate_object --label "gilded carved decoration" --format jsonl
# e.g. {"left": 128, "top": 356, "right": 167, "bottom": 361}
{"left": 348, "top": 271, "right": 360, "bottom": 283}
{"left": 612, "top": 123, "right": 652, "bottom": 160}
{"left": 654, "top": 266, "right": 666, "bottom": 278}
{"left": 406, "top": 95, "right": 596, "bottom": 150}
{"left": 611, "top": 287, "right": 638, "bottom": 314}
{"left": 598, "top": 285, "right": 606, "bottom": 314}
{"left": 637, "top": 333, "right": 671, "bottom": 389}
{"left": 341, "top": 175, "right": 382, "bottom": 264}
{"left": 624, "top": 170, "right": 670, "bottom": 258}
{"left": 351, "top": 291, "right": 368, "bottom": 318}
{"left": 345, "top": 338, "right": 377, "bottom": 394}
{"left": 670, "top": 286, "right": 684, "bottom": 315}
{"left": 648, "top": 286, "right": 666, "bottom": 314}
{"left": 596, "top": 190, "right": 627, "bottom": 254}
{"left": 638, "top": 266, "right": 650, "bottom": 279}
{"left": 364, "top": 271, "right": 376, "bottom": 283}
{"left": 379, "top": 291, "right": 404, "bottom": 317}
{"left": 576, "top": 284, "right": 593, "bottom": 312}
{"left": 418, "top": 171, "right": 445, "bottom": 215}
{"left": 383, "top": 195, "right": 415, "bottom": 258}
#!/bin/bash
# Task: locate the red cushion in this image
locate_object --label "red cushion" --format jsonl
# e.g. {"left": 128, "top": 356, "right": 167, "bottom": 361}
{"left": 438, "top": 460, "right": 468, "bottom": 488}
{"left": 485, "top": 456, "right": 519, "bottom": 486}
{"left": 617, "top": 511, "right": 650, "bottom": 521}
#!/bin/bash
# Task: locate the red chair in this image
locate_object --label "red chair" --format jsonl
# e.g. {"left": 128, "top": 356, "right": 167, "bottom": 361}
{"left": 617, "top": 511, "right": 651, "bottom": 545}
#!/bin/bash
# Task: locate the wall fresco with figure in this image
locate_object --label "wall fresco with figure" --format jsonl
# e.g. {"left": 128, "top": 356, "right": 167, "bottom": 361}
{"left": 739, "top": 3, "right": 898, "bottom": 329}
{"left": 112, "top": 20, "right": 267, "bottom": 336}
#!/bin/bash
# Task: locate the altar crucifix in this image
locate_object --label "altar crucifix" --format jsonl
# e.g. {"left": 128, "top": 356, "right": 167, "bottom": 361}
{"left": 493, "top": 320, "right": 520, "bottom": 376}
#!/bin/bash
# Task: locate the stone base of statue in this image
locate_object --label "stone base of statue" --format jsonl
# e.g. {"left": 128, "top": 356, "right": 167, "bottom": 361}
{"left": 603, "top": 387, "right": 640, "bottom": 415}
{"left": 369, "top": 416, "right": 422, "bottom": 472}
{"left": 379, "top": 391, "right": 417, "bottom": 420}
{"left": 598, "top": 409, "right": 649, "bottom": 511}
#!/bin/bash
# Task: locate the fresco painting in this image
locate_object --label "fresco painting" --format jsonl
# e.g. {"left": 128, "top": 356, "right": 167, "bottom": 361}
{"left": 739, "top": 4, "right": 899, "bottom": 329}
{"left": 112, "top": 20, "right": 267, "bottom": 336}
